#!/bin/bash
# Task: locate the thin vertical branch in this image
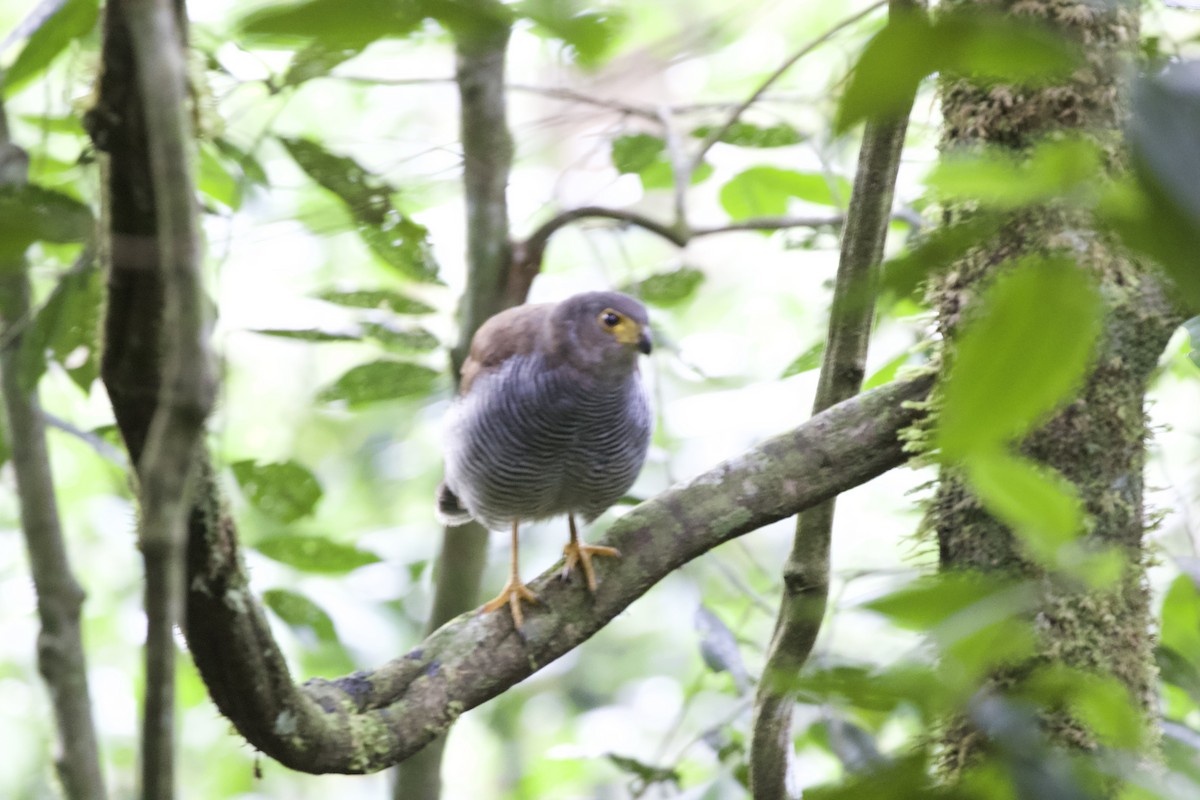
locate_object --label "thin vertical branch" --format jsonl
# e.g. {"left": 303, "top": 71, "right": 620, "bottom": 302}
{"left": 749, "top": 3, "right": 919, "bottom": 795}
{"left": 395, "top": 6, "right": 518, "bottom": 799}
{"left": 121, "top": 0, "right": 214, "bottom": 798}
{"left": 0, "top": 99, "right": 107, "bottom": 800}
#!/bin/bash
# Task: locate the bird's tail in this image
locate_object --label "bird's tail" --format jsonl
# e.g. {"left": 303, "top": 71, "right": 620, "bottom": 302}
{"left": 435, "top": 482, "right": 474, "bottom": 526}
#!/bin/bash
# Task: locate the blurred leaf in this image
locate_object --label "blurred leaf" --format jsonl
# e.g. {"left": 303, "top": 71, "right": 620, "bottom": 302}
{"left": 18, "top": 113, "right": 85, "bottom": 135}
{"left": 1101, "top": 177, "right": 1200, "bottom": 311}
{"left": 317, "top": 359, "right": 440, "bottom": 405}
{"left": 795, "top": 662, "right": 943, "bottom": 718}
{"left": 238, "top": 0, "right": 424, "bottom": 47}
{"left": 782, "top": 341, "right": 824, "bottom": 378}
{"left": 639, "top": 159, "right": 712, "bottom": 189}
{"left": 0, "top": 184, "right": 92, "bottom": 256}
{"left": 625, "top": 266, "right": 704, "bottom": 307}
{"left": 255, "top": 534, "right": 381, "bottom": 573}
{"left": 1156, "top": 645, "right": 1200, "bottom": 708}
{"left": 1129, "top": 62, "right": 1200, "bottom": 223}
{"left": 690, "top": 121, "right": 804, "bottom": 148}
{"left": 694, "top": 606, "right": 750, "bottom": 693}
{"left": 864, "top": 573, "right": 1030, "bottom": 631}
{"left": 965, "top": 450, "right": 1084, "bottom": 561}
{"left": 232, "top": 459, "right": 324, "bottom": 522}
{"left": 518, "top": 0, "right": 624, "bottom": 67}
{"left": 1185, "top": 317, "right": 1200, "bottom": 368}
{"left": 213, "top": 137, "right": 269, "bottom": 187}
{"left": 17, "top": 267, "right": 100, "bottom": 392}
{"left": 611, "top": 133, "right": 664, "bottom": 174}
{"left": 316, "top": 288, "right": 435, "bottom": 315}
{"left": 604, "top": 754, "right": 680, "bottom": 790}
{"left": 807, "top": 754, "right": 941, "bottom": 800}
{"left": 862, "top": 350, "right": 909, "bottom": 390}
{"left": 719, "top": 167, "right": 851, "bottom": 220}
{"left": 359, "top": 322, "right": 440, "bottom": 352}
{"left": 198, "top": 142, "right": 242, "bottom": 210}
{"left": 926, "top": 138, "right": 1102, "bottom": 210}
{"left": 263, "top": 588, "right": 338, "bottom": 642}
{"left": 881, "top": 213, "right": 1002, "bottom": 300}
{"left": 1161, "top": 574, "right": 1200, "bottom": 667}
{"left": 1020, "top": 665, "right": 1144, "bottom": 749}
{"left": 2, "top": 0, "right": 99, "bottom": 98}
{"left": 937, "top": 256, "right": 1102, "bottom": 458}
{"left": 279, "top": 137, "right": 439, "bottom": 282}
{"left": 810, "top": 717, "right": 885, "bottom": 774}
{"left": 282, "top": 40, "right": 365, "bottom": 87}
{"left": 835, "top": 9, "right": 1079, "bottom": 133}
{"left": 251, "top": 328, "right": 361, "bottom": 342}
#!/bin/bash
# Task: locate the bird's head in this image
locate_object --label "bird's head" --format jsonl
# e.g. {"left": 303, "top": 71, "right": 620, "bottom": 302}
{"left": 550, "top": 291, "right": 652, "bottom": 374}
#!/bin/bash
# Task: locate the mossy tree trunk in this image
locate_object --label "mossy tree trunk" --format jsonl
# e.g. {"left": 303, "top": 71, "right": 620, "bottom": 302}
{"left": 932, "top": 0, "right": 1181, "bottom": 775}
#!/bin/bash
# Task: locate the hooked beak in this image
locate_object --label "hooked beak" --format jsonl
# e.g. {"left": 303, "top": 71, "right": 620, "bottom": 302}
{"left": 637, "top": 328, "right": 653, "bottom": 355}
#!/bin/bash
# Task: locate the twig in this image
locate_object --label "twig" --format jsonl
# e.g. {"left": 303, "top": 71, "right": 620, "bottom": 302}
{"left": 748, "top": 1, "right": 918, "bottom": 795}
{"left": 123, "top": 0, "right": 215, "bottom": 798}
{"left": 690, "top": 0, "right": 888, "bottom": 174}
{"left": 44, "top": 412, "right": 129, "bottom": 468}
{"left": 0, "top": 97, "right": 108, "bottom": 800}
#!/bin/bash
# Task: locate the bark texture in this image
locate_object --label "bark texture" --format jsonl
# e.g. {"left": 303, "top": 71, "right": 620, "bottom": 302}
{"left": 931, "top": 0, "right": 1181, "bottom": 776}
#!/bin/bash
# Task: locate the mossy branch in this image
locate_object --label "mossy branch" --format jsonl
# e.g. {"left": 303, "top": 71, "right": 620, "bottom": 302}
{"left": 174, "top": 374, "right": 932, "bottom": 774}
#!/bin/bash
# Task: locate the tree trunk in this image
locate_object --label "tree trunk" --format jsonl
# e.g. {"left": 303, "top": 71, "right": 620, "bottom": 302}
{"left": 932, "top": 0, "right": 1180, "bottom": 776}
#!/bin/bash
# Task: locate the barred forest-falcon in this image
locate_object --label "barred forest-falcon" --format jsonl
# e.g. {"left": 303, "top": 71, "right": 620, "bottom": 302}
{"left": 437, "top": 291, "right": 654, "bottom": 627}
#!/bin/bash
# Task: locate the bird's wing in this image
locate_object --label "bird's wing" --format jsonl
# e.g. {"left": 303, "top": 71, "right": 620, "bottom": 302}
{"left": 459, "top": 303, "right": 552, "bottom": 394}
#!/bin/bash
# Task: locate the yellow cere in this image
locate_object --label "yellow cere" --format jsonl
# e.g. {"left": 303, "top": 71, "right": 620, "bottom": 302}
{"left": 598, "top": 308, "right": 642, "bottom": 345}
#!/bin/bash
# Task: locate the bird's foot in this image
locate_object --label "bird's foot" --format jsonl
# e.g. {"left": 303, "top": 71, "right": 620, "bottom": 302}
{"left": 481, "top": 578, "right": 540, "bottom": 629}
{"left": 561, "top": 541, "right": 622, "bottom": 592}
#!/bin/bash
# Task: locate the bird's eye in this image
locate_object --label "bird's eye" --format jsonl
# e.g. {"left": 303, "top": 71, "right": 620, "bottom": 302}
{"left": 600, "top": 310, "right": 621, "bottom": 328}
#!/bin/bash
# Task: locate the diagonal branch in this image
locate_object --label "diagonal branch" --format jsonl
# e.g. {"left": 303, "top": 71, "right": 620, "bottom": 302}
{"left": 128, "top": 369, "right": 930, "bottom": 774}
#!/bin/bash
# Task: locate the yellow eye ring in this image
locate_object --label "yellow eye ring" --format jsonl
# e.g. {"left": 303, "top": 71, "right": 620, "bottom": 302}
{"left": 599, "top": 309, "right": 622, "bottom": 328}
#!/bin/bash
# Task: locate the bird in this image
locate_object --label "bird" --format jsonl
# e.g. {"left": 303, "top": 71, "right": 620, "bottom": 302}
{"left": 437, "top": 290, "right": 653, "bottom": 628}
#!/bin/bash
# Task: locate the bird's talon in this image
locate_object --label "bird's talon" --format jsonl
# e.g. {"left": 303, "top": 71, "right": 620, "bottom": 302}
{"left": 562, "top": 542, "right": 622, "bottom": 593}
{"left": 481, "top": 579, "right": 540, "bottom": 628}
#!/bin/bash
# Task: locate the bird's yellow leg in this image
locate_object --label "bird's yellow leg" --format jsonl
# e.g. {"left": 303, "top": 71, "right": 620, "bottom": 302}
{"left": 481, "top": 519, "right": 539, "bottom": 627}
{"left": 561, "top": 513, "right": 621, "bottom": 592}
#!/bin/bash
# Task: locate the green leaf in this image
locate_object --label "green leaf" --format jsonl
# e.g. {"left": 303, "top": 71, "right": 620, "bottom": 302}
{"left": 1020, "top": 665, "right": 1145, "bottom": 749}
{"left": 835, "top": 9, "right": 1079, "bottom": 134}
{"left": 881, "top": 213, "right": 1002, "bottom": 300}
{"left": 603, "top": 754, "right": 680, "bottom": 790}
{"left": 518, "top": 0, "right": 624, "bottom": 68}
{"left": 263, "top": 588, "right": 338, "bottom": 642}
{"left": 719, "top": 167, "right": 850, "bottom": 220}
{"left": 282, "top": 40, "right": 366, "bottom": 87}
{"left": 611, "top": 134, "right": 664, "bottom": 174}
{"left": 964, "top": 450, "right": 1084, "bottom": 560}
{"left": 862, "top": 350, "right": 909, "bottom": 390}
{"left": 0, "top": 185, "right": 93, "bottom": 256}
{"left": 213, "top": 138, "right": 269, "bottom": 187}
{"left": 317, "top": 360, "right": 440, "bottom": 405}
{"left": 238, "top": 0, "right": 424, "bottom": 47}
{"left": 17, "top": 268, "right": 101, "bottom": 392}
{"left": 625, "top": 266, "right": 704, "bottom": 308}
{"left": 2, "top": 0, "right": 99, "bottom": 98}
{"left": 639, "top": 159, "right": 712, "bottom": 190}
{"left": 255, "top": 534, "right": 381, "bottom": 574}
{"left": 937, "top": 256, "right": 1102, "bottom": 458}
{"left": 359, "top": 322, "right": 440, "bottom": 352}
{"left": 925, "top": 138, "right": 1102, "bottom": 210}
{"left": 198, "top": 142, "right": 242, "bottom": 210}
{"left": 315, "top": 288, "right": 435, "bottom": 315}
{"left": 863, "top": 572, "right": 1031, "bottom": 631}
{"left": 690, "top": 121, "right": 804, "bottom": 148}
{"left": 279, "top": 137, "right": 439, "bottom": 282}
{"left": 1161, "top": 573, "right": 1200, "bottom": 667}
{"left": 781, "top": 342, "right": 824, "bottom": 378}
{"left": 231, "top": 460, "right": 324, "bottom": 523}
{"left": 251, "top": 328, "right": 361, "bottom": 342}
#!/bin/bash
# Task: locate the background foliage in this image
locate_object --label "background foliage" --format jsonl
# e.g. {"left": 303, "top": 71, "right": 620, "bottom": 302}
{"left": 4, "top": 0, "right": 1200, "bottom": 798}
